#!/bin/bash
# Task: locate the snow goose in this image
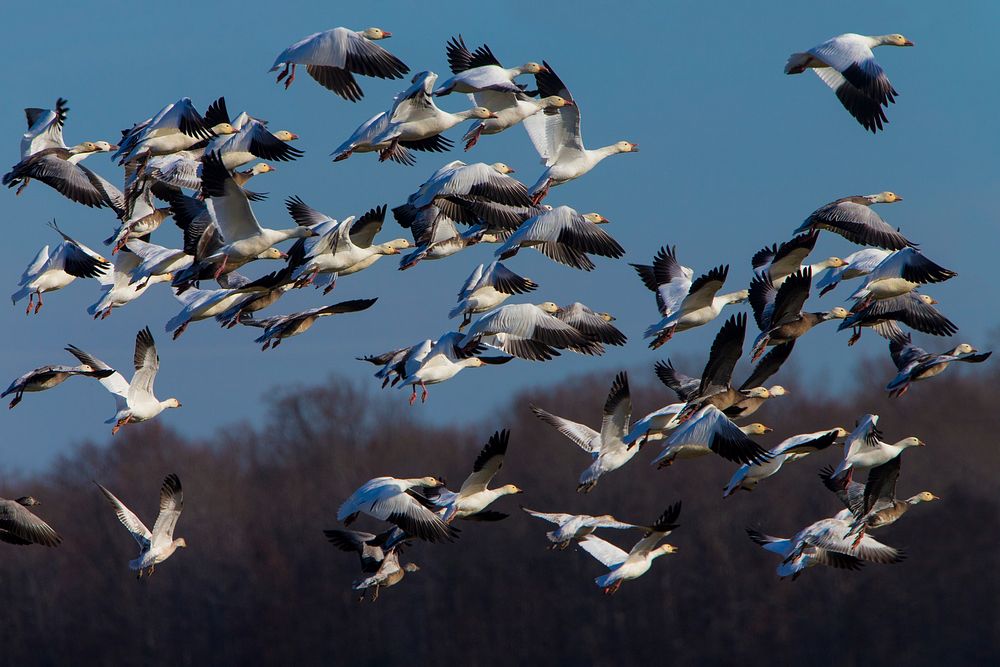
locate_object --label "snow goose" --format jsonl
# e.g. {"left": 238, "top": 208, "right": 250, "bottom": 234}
{"left": 399, "top": 160, "right": 533, "bottom": 210}
{"left": 211, "top": 118, "right": 302, "bottom": 168}
{"left": 670, "top": 314, "right": 773, "bottom": 421}
{"left": 332, "top": 110, "right": 453, "bottom": 164}
{"left": 397, "top": 332, "right": 512, "bottom": 403}
{"left": 242, "top": 298, "right": 377, "bottom": 350}
{"left": 125, "top": 239, "right": 193, "bottom": 288}
{"left": 398, "top": 208, "right": 492, "bottom": 270}
{"left": 531, "top": 372, "right": 637, "bottom": 493}
{"left": 494, "top": 206, "right": 623, "bottom": 271}
{"left": 848, "top": 247, "right": 956, "bottom": 302}
{"left": 464, "top": 95, "right": 572, "bottom": 150}
{"left": 450, "top": 261, "right": 538, "bottom": 330}
{"left": 115, "top": 98, "right": 235, "bottom": 164}
{"left": 164, "top": 271, "right": 287, "bottom": 339}
{"left": 337, "top": 476, "right": 457, "bottom": 542}
{"left": 749, "top": 268, "right": 848, "bottom": 361}
{"left": 632, "top": 246, "right": 747, "bottom": 348}
{"left": 794, "top": 192, "right": 912, "bottom": 249}
{"left": 820, "top": 457, "right": 939, "bottom": 546}
{"left": 65, "top": 328, "right": 181, "bottom": 434}
{"left": 429, "top": 429, "right": 523, "bottom": 522}
{"left": 553, "top": 303, "right": 626, "bottom": 353}
{"left": 828, "top": 414, "right": 924, "bottom": 480}
{"left": 522, "top": 61, "right": 637, "bottom": 203}
{"left": 324, "top": 527, "right": 408, "bottom": 575}
{"left": 816, "top": 247, "right": 892, "bottom": 296}
{"left": 838, "top": 292, "right": 956, "bottom": 345}
{"left": 3, "top": 142, "right": 120, "bottom": 208}
{"left": 87, "top": 250, "right": 172, "bottom": 319}
{"left": 270, "top": 27, "right": 408, "bottom": 99}
{"left": 723, "top": 428, "right": 846, "bottom": 497}
{"left": 0, "top": 496, "right": 61, "bottom": 547}
{"left": 19, "top": 97, "right": 69, "bottom": 160}
{"left": 752, "top": 231, "right": 846, "bottom": 287}
{"left": 352, "top": 548, "right": 419, "bottom": 602}
{"left": 95, "top": 474, "right": 186, "bottom": 577}
{"left": 623, "top": 402, "right": 686, "bottom": 449}
{"left": 3, "top": 350, "right": 114, "bottom": 409}
{"left": 434, "top": 35, "right": 545, "bottom": 97}
{"left": 746, "top": 515, "right": 903, "bottom": 579}
{"left": 578, "top": 503, "right": 681, "bottom": 595}
{"left": 461, "top": 302, "right": 594, "bottom": 361}
{"left": 200, "top": 151, "right": 315, "bottom": 278}
{"left": 368, "top": 72, "right": 497, "bottom": 161}
{"left": 12, "top": 221, "right": 110, "bottom": 314}
{"left": 522, "top": 508, "right": 644, "bottom": 550}
{"left": 655, "top": 342, "right": 792, "bottom": 422}
{"left": 785, "top": 33, "right": 913, "bottom": 133}
{"left": 652, "top": 405, "right": 772, "bottom": 468}
{"left": 884, "top": 333, "right": 990, "bottom": 398}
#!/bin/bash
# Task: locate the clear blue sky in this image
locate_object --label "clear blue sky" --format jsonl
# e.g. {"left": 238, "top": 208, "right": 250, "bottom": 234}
{"left": 2, "top": 1, "right": 997, "bottom": 472}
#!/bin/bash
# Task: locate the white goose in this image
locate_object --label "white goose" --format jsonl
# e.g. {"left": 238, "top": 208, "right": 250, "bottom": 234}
{"left": 652, "top": 405, "right": 772, "bottom": 468}
{"left": 397, "top": 332, "right": 510, "bottom": 404}
{"left": 828, "top": 414, "right": 924, "bottom": 480}
{"left": 794, "top": 192, "right": 912, "bottom": 250}
{"left": 115, "top": 97, "right": 235, "bottom": 164}
{"left": 632, "top": 246, "right": 748, "bottom": 348}
{"left": 494, "top": 206, "right": 623, "bottom": 271}
{"left": 95, "top": 474, "right": 186, "bottom": 578}
{"left": 337, "top": 476, "right": 456, "bottom": 542}
{"left": 848, "top": 248, "right": 956, "bottom": 302}
{"left": 270, "top": 27, "right": 409, "bottom": 100}
{"left": 522, "top": 61, "right": 637, "bottom": 202}
{"left": 463, "top": 95, "right": 572, "bottom": 150}
{"left": 578, "top": 503, "right": 681, "bottom": 594}
{"left": 521, "top": 509, "right": 643, "bottom": 550}
{"left": 785, "top": 33, "right": 914, "bottom": 133}
{"left": 88, "top": 250, "right": 172, "bottom": 320}
{"left": 815, "top": 247, "right": 892, "bottom": 296}
{"left": 531, "top": 372, "right": 635, "bottom": 493}
{"left": 723, "top": 428, "right": 847, "bottom": 497}
{"left": 430, "top": 430, "right": 523, "bottom": 522}
{"left": 125, "top": 239, "right": 193, "bottom": 289}
{"left": 367, "top": 72, "right": 497, "bottom": 161}
{"left": 65, "top": 327, "right": 181, "bottom": 434}
{"left": 450, "top": 261, "right": 538, "bottom": 330}
{"left": 12, "top": 222, "right": 109, "bottom": 314}
{"left": 434, "top": 35, "right": 545, "bottom": 97}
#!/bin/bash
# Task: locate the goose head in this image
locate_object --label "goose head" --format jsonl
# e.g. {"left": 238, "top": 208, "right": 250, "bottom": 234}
{"left": 879, "top": 34, "right": 914, "bottom": 47}
{"left": 726, "top": 290, "right": 750, "bottom": 304}
{"left": 91, "top": 141, "right": 118, "bottom": 152}
{"left": 518, "top": 62, "right": 547, "bottom": 74}
{"left": 361, "top": 27, "right": 391, "bottom": 40}
{"left": 499, "top": 484, "right": 524, "bottom": 496}
{"left": 418, "top": 476, "right": 446, "bottom": 488}
{"left": 490, "top": 162, "right": 515, "bottom": 174}
{"left": 909, "top": 491, "right": 939, "bottom": 504}
{"left": 15, "top": 496, "right": 41, "bottom": 507}
{"left": 273, "top": 130, "right": 299, "bottom": 141}
{"left": 540, "top": 95, "right": 574, "bottom": 109}
{"left": 745, "top": 387, "right": 771, "bottom": 399}
{"left": 250, "top": 163, "right": 276, "bottom": 175}
{"left": 896, "top": 436, "right": 924, "bottom": 449}
{"left": 72, "top": 142, "right": 100, "bottom": 154}
{"left": 537, "top": 301, "right": 560, "bottom": 314}
{"left": 582, "top": 212, "right": 610, "bottom": 224}
{"left": 174, "top": 537, "right": 188, "bottom": 548}
{"left": 597, "top": 312, "right": 616, "bottom": 322}
{"left": 257, "top": 248, "right": 286, "bottom": 260}
{"left": 403, "top": 563, "right": 420, "bottom": 573}
{"left": 819, "top": 256, "right": 847, "bottom": 269}
{"left": 614, "top": 140, "right": 639, "bottom": 153}
{"left": 741, "top": 423, "right": 772, "bottom": 435}
{"left": 163, "top": 398, "right": 182, "bottom": 409}
{"left": 469, "top": 106, "right": 499, "bottom": 119}
{"left": 211, "top": 123, "right": 237, "bottom": 136}
{"left": 826, "top": 307, "right": 850, "bottom": 320}
{"left": 654, "top": 543, "right": 679, "bottom": 557}
{"left": 951, "top": 343, "right": 977, "bottom": 354}
{"left": 868, "top": 191, "right": 903, "bottom": 204}
{"left": 384, "top": 238, "right": 412, "bottom": 250}
{"left": 917, "top": 293, "right": 938, "bottom": 305}
{"left": 831, "top": 427, "right": 849, "bottom": 439}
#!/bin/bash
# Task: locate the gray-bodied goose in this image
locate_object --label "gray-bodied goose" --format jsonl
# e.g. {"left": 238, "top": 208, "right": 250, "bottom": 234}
{"left": 3, "top": 142, "right": 119, "bottom": 208}
{"left": 337, "top": 476, "right": 457, "bottom": 543}
{"left": 3, "top": 349, "right": 114, "bottom": 409}
{"left": 749, "top": 267, "right": 848, "bottom": 361}
{"left": 352, "top": 549, "right": 420, "bottom": 602}
{"left": 752, "top": 231, "right": 845, "bottom": 287}
{"left": 460, "top": 302, "right": 594, "bottom": 361}
{"left": 242, "top": 298, "right": 377, "bottom": 350}
{"left": 0, "top": 496, "right": 61, "bottom": 546}
{"left": 270, "top": 27, "right": 409, "bottom": 100}
{"left": 723, "top": 428, "right": 846, "bottom": 497}
{"left": 495, "top": 206, "right": 623, "bottom": 271}
{"left": 884, "top": 333, "right": 991, "bottom": 397}
{"left": 838, "top": 292, "right": 956, "bottom": 345}
{"left": 794, "top": 192, "right": 912, "bottom": 249}
{"left": 434, "top": 35, "right": 545, "bottom": 97}
{"left": 521, "top": 508, "right": 644, "bottom": 550}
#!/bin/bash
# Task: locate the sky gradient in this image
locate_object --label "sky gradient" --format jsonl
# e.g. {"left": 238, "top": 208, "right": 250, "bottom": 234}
{"left": 2, "top": 1, "right": 998, "bottom": 472}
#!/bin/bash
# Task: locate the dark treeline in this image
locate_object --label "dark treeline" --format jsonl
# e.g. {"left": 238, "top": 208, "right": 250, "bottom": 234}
{"left": 1, "top": 361, "right": 998, "bottom": 666}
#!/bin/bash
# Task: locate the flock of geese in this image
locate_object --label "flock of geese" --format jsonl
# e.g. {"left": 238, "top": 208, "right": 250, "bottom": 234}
{"left": 0, "top": 27, "right": 990, "bottom": 597}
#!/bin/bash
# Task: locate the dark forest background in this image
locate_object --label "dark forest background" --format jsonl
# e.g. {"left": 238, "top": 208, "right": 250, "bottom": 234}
{"left": 1, "top": 354, "right": 998, "bottom": 666}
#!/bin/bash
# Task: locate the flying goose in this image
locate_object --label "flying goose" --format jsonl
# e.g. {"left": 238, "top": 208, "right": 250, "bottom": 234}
{"left": 794, "top": 192, "right": 913, "bottom": 249}
{"left": 367, "top": 72, "right": 497, "bottom": 161}
{"left": 0, "top": 496, "right": 61, "bottom": 547}
{"left": 785, "top": 33, "right": 913, "bottom": 132}
{"left": 397, "top": 160, "right": 533, "bottom": 211}
{"left": 124, "top": 239, "right": 193, "bottom": 289}
{"left": 397, "top": 208, "right": 491, "bottom": 270}
{"left": 19, "top": 97, "right": 70, "bottom": 160}
{"left": 351, "top": 548, "right": 420, "bottom": 602}
{"left": 65, "top": 327, "right": 181, "bottom": 434}
{"left": 434, "top": 35, "right": 545, "bottom": 97}
{"left": 633, "top": 246, "right": 747, "bottom": 348}
{"left": 820, "top": 457, "right": 939, "bottom": 546}
{"left": 752, "top": 231, "right": 845, "bottom": 287}
{"left": 815, "top": 247, "right": 892, "bottom": 296}
{"left": 652, "top": 405, "right": 772, "bottom": 468}
{"left": 332, "top": 110, "right": 453, "bottom": 164}
{"left": 723, "top": 428, "right": 846, "bottom": 497}
{"left": 838, "top": 292, "right": 956, "bottom": 345}
{"left": 164, "top": 270, "right": 288, "bottom": 339}
{"left": 429, "top": 430, "right": 523, "bottom": 522}
{"left": 450, "top": 261, "right": 538, "bottom": 330}
{"left": 531, "top": 372, "right": 637, "bottom": 493}
{"left": 848, "top": 247, "right": 956, "bottom": 302}
{"left": 460, "top": 302, "right": 594, "bottom": 361}
{"left": 87, "top": 249, "right": 173, "bottom": 319}
{"left": 3, "top": 349, "right": 114, "bottom": 409}
{"left": 622, "top": 402, "right": 686, "bottom": 449}
{"left": 746, "top": 515, "right": 903, "bottom": 579}
{"left": 95, "top": 474, "right": 186, "bottom": 578}
{"left": 324, "top": 527, "right": 408, "bottom": 574}
{"left": 395, "top": 332, "right": 512, "bottom": 403}
{"left": 578, "top": 502, "right": 681, "bottom": 595}
{"left": 270, "top": 27, "right": 408, "bottom": 100}
{"left": 12, "top": 221, "right": 110, "bottom": 314}
{"left": 337, "top": 476, "right": 457, "bottom": 543}
{"left": 749, "top": 268, "right": 848, "bottom": 361}
{"left": 463, "top": 94, "right": 572, "bottom": 150}
{"left": 3, "top": 142, "right": 121, "bottom": 209}
{"left": 522, "top": 61, "right": 637, "bottom": 203}
{"left": 115, "top": 97, "right": 235, "bottom": 164}
{"left": 884, "top": 333, "right": 990, "bottom": 398}
{"left": 827, "top": 414, "right": 924, "bottom": 480}
{"left": 494, "top": 206, "right": 623, "bottom": 271}
{"left": 552, "top": 302, "right": 626, "bottom": 354}
{"left": 242, "top": 298, "right": 377, "bottom": 350}
{"left": 521, "top": 508, "right": 644, "bottom": 550}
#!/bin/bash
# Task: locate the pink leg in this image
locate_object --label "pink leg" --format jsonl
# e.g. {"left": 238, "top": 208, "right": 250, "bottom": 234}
{"left": 464, "top": 126, "right": 483, "bottom": 151}
{"left": 420, "top": 381, "right": 428, "bottom": 403}
{"left": 213, "top": 255, "right": 229, "bottom": 281}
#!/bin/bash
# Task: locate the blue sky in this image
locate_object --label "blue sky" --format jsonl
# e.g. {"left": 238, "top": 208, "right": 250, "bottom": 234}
{"left": 2, "top": 1, "right": 997, "bottom": 472}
